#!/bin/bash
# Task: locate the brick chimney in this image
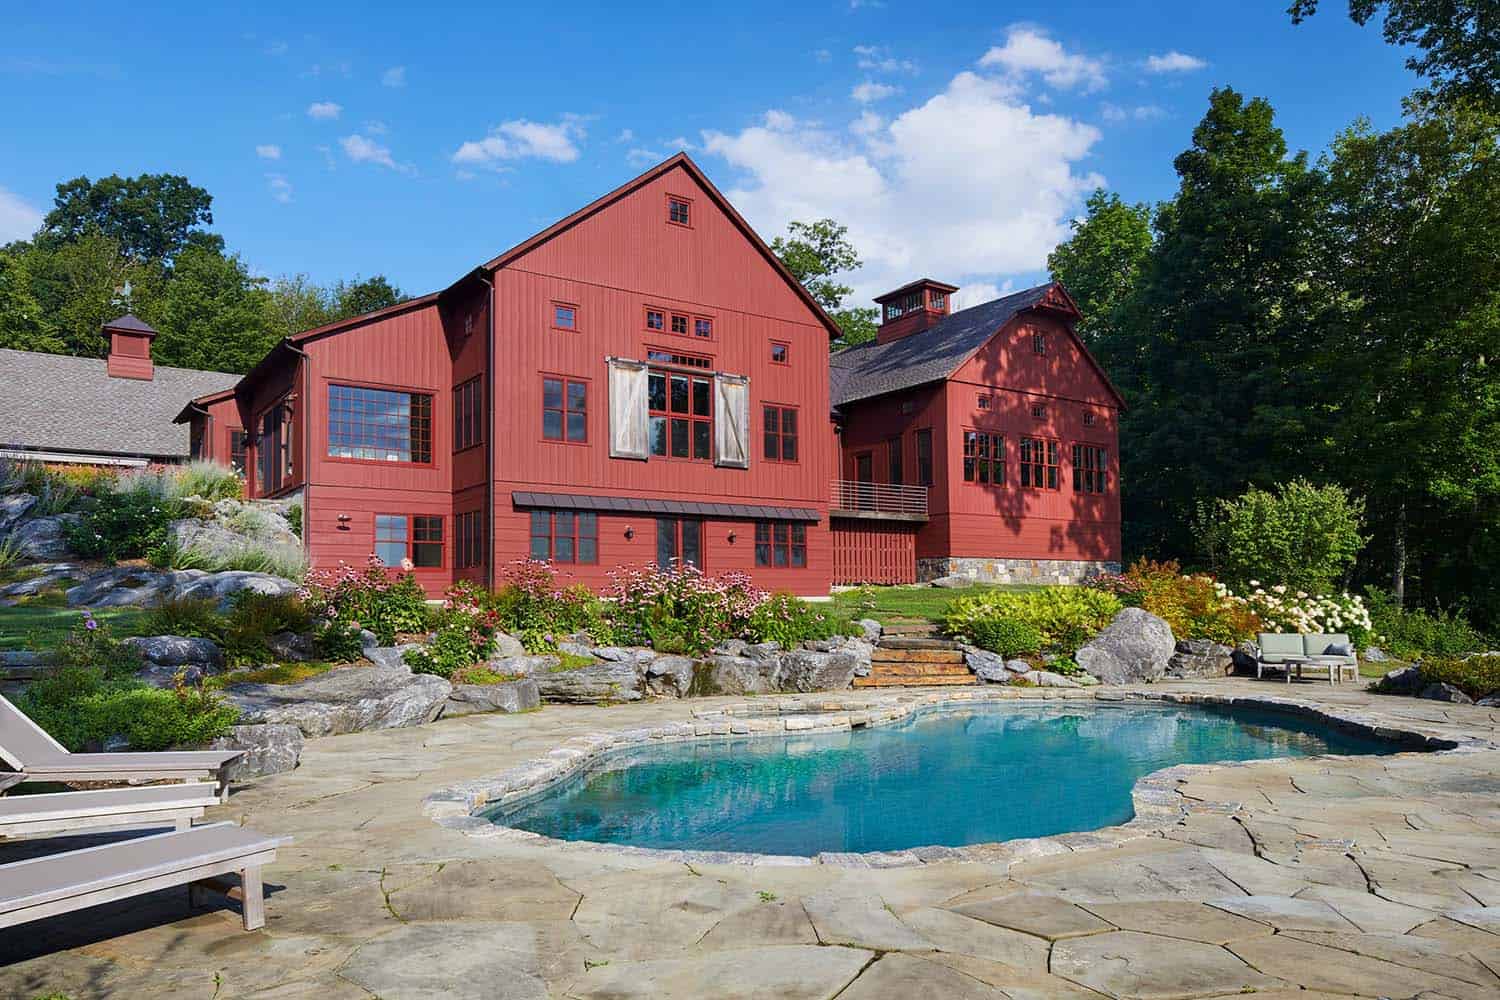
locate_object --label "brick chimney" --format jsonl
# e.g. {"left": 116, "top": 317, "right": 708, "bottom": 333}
{"left": 104, "top": 314, "right": 157, "bottom": 380}
{"left": 873, "top": 279, "right": 959, "bottom": 345}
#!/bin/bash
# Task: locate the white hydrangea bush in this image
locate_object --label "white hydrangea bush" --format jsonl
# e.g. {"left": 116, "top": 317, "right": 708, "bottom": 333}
{"left": 1235, "top": 581, "right": 1378, "bottom": 644}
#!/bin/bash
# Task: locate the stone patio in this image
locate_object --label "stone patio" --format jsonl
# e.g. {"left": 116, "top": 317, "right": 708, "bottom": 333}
{"left": 4, "top": 680, "right": 1500, "bottom": 999}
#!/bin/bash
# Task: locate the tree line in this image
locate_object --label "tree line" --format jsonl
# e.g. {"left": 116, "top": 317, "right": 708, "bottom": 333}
{"left": 0, "top": 173, "right": 405, "bottom": 374}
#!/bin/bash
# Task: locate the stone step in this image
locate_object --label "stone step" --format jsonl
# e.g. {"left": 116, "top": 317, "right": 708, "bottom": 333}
{"left": 876, "top": 637, "right": 960, "bottom": 651}
{"left": 880, "top": 623, "right": 939, "bottom": 637}
{"left": 865, "top": 662, "right": 973, "bottom": 677}
{"left": 854, "top": 674, "right": 978, "bottom": 688}
{"left": 870, "top": 649, "right": 967, "bottom": 665}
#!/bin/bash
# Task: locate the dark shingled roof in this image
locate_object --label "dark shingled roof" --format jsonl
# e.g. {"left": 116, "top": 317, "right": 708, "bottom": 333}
{"left": 102, "top": 313, "right": 158, "bottom": 336}
{"left": 513, "top": 491, "right": 820, "bottom": 523}
{"left": 829, "top": 284, "right": 1053, "bottom": 407}
{"left": 0, "top": 349, "right": 239, "bottom": 460}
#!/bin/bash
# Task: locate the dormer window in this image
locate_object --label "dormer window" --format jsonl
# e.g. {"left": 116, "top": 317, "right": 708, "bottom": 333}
{"left": 668, "top": 196, "right": 691, "bottom": 226}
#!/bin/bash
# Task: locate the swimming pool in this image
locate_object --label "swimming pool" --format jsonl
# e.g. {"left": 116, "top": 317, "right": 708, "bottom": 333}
{"left": 484, "top": 702, "right": 1399, "bottom": 855}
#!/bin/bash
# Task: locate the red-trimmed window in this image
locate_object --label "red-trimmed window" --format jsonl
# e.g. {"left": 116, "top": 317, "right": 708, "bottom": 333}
{"left": 962, "top": 431, "right": 1005, "bottom": 485}
{"left": 189, "top": 422, "right": 205, "bottom": 461}
{"left": 646, "top": 348, "right": 712, "bottom": 370}
{"left": 1031, "top": 402, "right": 1046, "bottom": 420}
{"left": 375, "top": 514, "right": 443, "bottom": 568}
{"left": 755, "top": 522, "right": 807, "bottom": 568}
{"left": 328, "top": 384, "right": 431, "bottom": 464}
{"left": 667, "top": 196, "right": 691, "bottom": 226}
{"left": 645, "top": 308, "right": 665, "bottom": 332}
{"left": 648, "top": 369, "right": 712, "bottom": 461}
{"left": 977, "top": 395, "right": 991, "bottom": 411}
{"left": 763, "top": 404, "right": 799, "bottom": 463}
{"left": 656, "top": 517, "right": 702, "bottom": 568}
{"left": 229, "top": 429, "right": 248, "bottom": 473}
{"left": 915, "top": 428, "right": 933, "bottom": 486}
{"left": 257, "top": 399, "right": 295, "bottom": 492}
{"left": 529, "top": 510, "right": 597, "bottom": 564}
{"left": 552, "top": 302, "right": 578, "bottom": 331}
{"left": 694, "top": 317, "right": 713, "bottom": 339}
{"left": 454, "top": 376, "right": 482, "bottom": 451}
{"left": 1032, "top": 331, "right": 1048, "bottom": 356}
{"left": 1073, "top": 444, "right": 1109, "bottom": 494}
{"left": 455, "top": 510, "right": 485, "bottom": 569}
{"left": 887, "top": 436, "right": 903, "bottom": 485}
{"left": 542, "top": 377, "right": 587, "bottom": 443}
{"left": 670, "top": 313, "right": 689, "bottom": 336}
{"left": 1019, "top": 438, "right": 1059, "bottom": 490}
{"left": 770, "top": 341, "right": 789, "bottom": 364}
{"left": 1082, "top": 410, "right": 1097, "bottom": 427}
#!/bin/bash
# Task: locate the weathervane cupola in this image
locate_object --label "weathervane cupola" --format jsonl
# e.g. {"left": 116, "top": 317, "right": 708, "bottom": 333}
{"left": 103, "top": 314, "right": 159, "bottom": 381}
{"left": 873, "top": 278, "right": 959, "bottom": 344}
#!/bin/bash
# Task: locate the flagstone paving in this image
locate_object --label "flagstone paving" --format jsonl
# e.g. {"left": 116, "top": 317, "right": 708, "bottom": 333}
{"left": 3, "top": 680, "right": 1500, "bottom": 999}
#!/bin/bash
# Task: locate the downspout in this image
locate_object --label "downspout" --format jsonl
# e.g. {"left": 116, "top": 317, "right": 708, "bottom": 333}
{"left": 284, "top": 340, "right": 311, "bottom": 564}
{"left": 475, "top": 271, "right": 495, "bottom": 590}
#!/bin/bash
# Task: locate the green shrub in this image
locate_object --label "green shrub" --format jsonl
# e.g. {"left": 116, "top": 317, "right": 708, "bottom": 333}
{"left": 48, "top": 610, "right": 144, "bottom": 672}
{"left": 747, "top": 593, "right": 842, "bottom": 648}
{"left": 1122, "top": 559, "right": 1262, "bottom": 644}
{"left": 944, "top": 587, "right": 1122, "bottom": 652}
{"left": 404, "top": 584, "right": 501, "bottom": 677}
{"left": 115, "top": 462, "right": 242, "bottom": 502}
{"left": 1416, "top": 655, "right": 1500, "bottom": 700}
{"left": 219, "top": 591, "right": 314, "bottom": 665}
{"left": 63, "top": 487, "right": 180, "bottom": 563}
{"left": 301, "top": 557, "right": 430, "bottom": 644}
{"left": 0, "top": 535, "right": 24, "bottom": 573}
{"left": 1196, "top": 480, "right": 1366, "bottom": 593}
{"left": 20, "top": 668, "right": 239, "bottom": 751}
{"left": 286, "top": 503, "right": 303, "bottom": 539}
{"left": 169, "top": 539, "right": 308, "bottom": 580}
{"left": 968, "top": 618, "right": 1043, "bottom": 658}
{"left": 315, "top": 620, "right": 366, "bottom": 662}
{"left": 141, "top": 596, "right": 224, "bottom": 639}
{"left": 1366, "top": 588, "right": 1488, "bottom": 659}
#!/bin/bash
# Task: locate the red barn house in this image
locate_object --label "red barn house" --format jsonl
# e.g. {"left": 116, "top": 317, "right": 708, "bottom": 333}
{"left": 179, "top": 154, "right": 1122, "bottom": 595}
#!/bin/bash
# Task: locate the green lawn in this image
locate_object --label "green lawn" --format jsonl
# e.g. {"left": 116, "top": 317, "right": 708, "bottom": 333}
{"left": 0, "top": 605, "right": 146, "bottom": 650}
{"left": 828, "top": 583, "right": 1035, "bottom": 626}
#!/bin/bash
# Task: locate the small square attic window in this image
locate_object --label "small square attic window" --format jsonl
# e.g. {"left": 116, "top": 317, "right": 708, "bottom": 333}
{"left": 668, "top": 197, "right": 691, "bottom": 226}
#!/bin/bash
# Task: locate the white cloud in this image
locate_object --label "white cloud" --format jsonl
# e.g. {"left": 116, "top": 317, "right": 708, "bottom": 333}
{"left": 1101, "top": 102, "right": 1168, "bottom": 123}
{"left": 381, "top": 65, "right": 406, "bottom": 87}
{"left": 616, "top": 128, "right": 635, "bottom": 143}
{"left": 1132, "top": 103, "right": 1168, "bottom": 120}
{"left": 1145, "top": 50, "right": 1206, "bottom": 73}
{"left": 306, "top": 101, "right": 342, "bottom": 120}
{"left": 0, "top": 186, "right": 42, "bottom": 242}
{"left": 702, "top": 67, "right": 1102, "bottom": 305}
{"left": 255, "top": 144, "right": 281, "bottom": 160}
{"left": 953, "top": 281, "right": 1008, "bottom": 310}
{"left": 853, "top": 45, "right": 916, "bottom": 74}
{"left": 979, "top": 26, "right": 1107, "bottom": 92}
{"left": 626, "top": 147, "right": 663, "bottom": 166}
{"left": 363, "top": 119, "right": 388, "bottom": 135}
{"left": 852, "top": 80, "right": 900, "bottom": 104}
{"left": 266, "top": 174, "right": 293, "bottom": 203}
{"left": 452, "top": 115, "right": 586, "bottom": 168}
{"left": 340, "top": 133, "right": 413, "bottom": 174}
{"left": 849, "top": 110, "right": 883, "bottom": 136}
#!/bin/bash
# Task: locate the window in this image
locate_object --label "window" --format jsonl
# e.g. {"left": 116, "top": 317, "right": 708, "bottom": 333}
{"left": 763, "top": 405, "right": 799, "bottom": 463}
{"left": 1082, "top": 411, "right": 1097, "bottom": 427}
{"left": 646, "top": 309, "right": 664, "bottom": 332}
{"left": 1031, "top": 402, "right": 1046, "bottom": 420}
{"left": 456, "top": 510, "right": 485, "bottom": 569}
{"left": 375, "top": 514, "right": 443, "bottom": 568}
{"left": 529, "top": 510, "right": 597, "bottom": 564}
{"left": 552, "top": 303, "right": 577, "bottom": 331}
{"left": 900, "top": 400, "right": 915, "bottom": 416}
{"left": 977, "top": 395, "right": 991, "bottom": 411}
{"left": 542, "top": 377, "right": 587, "bottom": 443}
{"left": 855, "top": 452, "right": 873, "bottom": 483}
{"left": 328, "top": 384, "right": 432, "bottom": 463}
{"left": 963, "top": 431, "right": 1005, "bottom": 486}
{"left": 770, "top": 341, "right": 789, "bottom": 364}
{"left": 646, "top": 348, "right": 712, "bottom": 370}
{"left": 1020, "top": 438, "right": 1059, "bottom": 490}
{"left": 694, "top": 317, "right": 713, "bottom": 339}
{"left": 755, "top": 522, "right": 806, "bottom": 568}
{"left": 454, "top": 377, "right": 483, "bottom": 451}
{"left": 667, "top": 196, "right": 691, "bottom": 226}
{"left": 229, "top": 429, "right": 248, "bottom": 473}
{"left": 882, "top": 290, "right": 925, "bottom": 322}
{"left": 670, "top": 313, "right": 689, "bottom": 336}
{"left": 656, "top": 517, "right": 702, "bottom": 569}
{"left": 649, "top": 369, "right": 712, "bottom": 460}
{"left": 1073, "top": 445, "right": 1109, "bottom": 494}
{"left": 1032, "top": 331, "right": 1048, "bottom": 356}
{"left": 257, "top": 400, "right": 294, "bottom": 493}
{"left": 887, "top": 436, "right": 903, "bottom": 485}
{"left": 930, "top": 291, "right": 947, "bottom": 311}
{"left": 189, "top": 422, "right": 205, "bottom": 461}
{"left": 915, "top": 428, "right": 933, "bottom": 486}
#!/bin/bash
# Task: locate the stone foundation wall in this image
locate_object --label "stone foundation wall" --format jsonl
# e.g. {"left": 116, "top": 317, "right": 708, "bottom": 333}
{"left": 917, "top": 557, "right": 1120, "bottom": 586}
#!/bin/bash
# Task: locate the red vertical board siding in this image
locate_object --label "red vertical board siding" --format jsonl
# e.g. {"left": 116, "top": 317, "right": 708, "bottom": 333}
{"left": 830, "top": 521, "right": 916, "bottom": 585}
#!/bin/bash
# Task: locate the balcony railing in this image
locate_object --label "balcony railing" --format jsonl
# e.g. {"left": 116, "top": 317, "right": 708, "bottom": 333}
{"left": 830, "top": 479, "right": 929, "bottom": 519}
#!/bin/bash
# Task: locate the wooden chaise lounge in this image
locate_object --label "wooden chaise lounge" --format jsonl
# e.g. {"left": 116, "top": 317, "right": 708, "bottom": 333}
{"left": 0, "top": 783, "right": 222, "bottom": 839}
{"left": 0, "top": 822, "right": 289, "bottom": 931}
{"left": 0, "top": 694, "right": 242, "bottom": 798}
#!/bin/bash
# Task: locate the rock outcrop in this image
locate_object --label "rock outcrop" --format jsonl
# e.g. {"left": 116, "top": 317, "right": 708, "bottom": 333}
{"left": 1166, "top": 639, "right": 1234, "bottom": 679}
{"left": 442, "top": 678, "right": 541, "bottom": 717}
{"left": 1075, "top": 608, "right": 1175, "bottom": 685}
{"left": 122, "top": 635, "right": 226, "bottom": 686}
{"left": 224, "top": 664, "right": 451, "bottom": 738}
{"left": 210, "top": 723, "right": 304, "bottom": 779}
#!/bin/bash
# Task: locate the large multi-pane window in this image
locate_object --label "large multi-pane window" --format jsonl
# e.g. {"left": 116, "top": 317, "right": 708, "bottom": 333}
{"left": 542, "top": 377, "right": 587, "bottom": 443}
{"left": 755, "top": 522, "right": 807, "bottom": 568}
{"left": 763, "top": 405, "right": 798, "bottom": 463}
{"left": 887, "top": 436, "right": 903, "bottom": 485}
{"left": 1073, "top": 445, "right": 1109, "bottom": 494}
{"left": 648, "top": 370, "right": 712, "bottom": 460}
{"left": 229, "top": 429, "right": 248, "bottom": 473}
{"left": 375, "top": 514, "right": 443, "bottom": 568}
{"left": 257, "top": 401, "right": 294, "bottom": 493}
{"left": 328, "top": 385, "right": 432, "bottom": 463}
{"left": 656, "top": 517, "right": 703, "bottom": 569}
{"left": 915, "top": 428, "right": 934, "bottom": 487}
{"left": 529, "top": 511, "right": 597, "bottom": 564}
{"left": 1019, "top": 438, "right": 1060, "bottom": 490}
{"left": 962, "top": 431, "right": 1005, "bottom": 485}
{"left": 455, "top": 510, "right": 485, "bottom": 569}
{"left": 454, "top": 377, "right": 482, "bottom": 451}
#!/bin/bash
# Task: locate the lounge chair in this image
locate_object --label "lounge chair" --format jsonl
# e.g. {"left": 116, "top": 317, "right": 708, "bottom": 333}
{"left": 0, "top": 821, "right": 288, "bottom": 932}
{"left": 0, "top": 694, "right": 242, "bottom": 798}
{"left": 0, "top": 783, "right": 221, "bottom": 839}
{"left": 0, "top": 772, "right": 24, "bottom": 793}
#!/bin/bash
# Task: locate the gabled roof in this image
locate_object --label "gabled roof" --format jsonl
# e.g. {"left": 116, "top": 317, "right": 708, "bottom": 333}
{"left": 829, "top": 282, "right": 1126, "bottom": 409}
{"left": 0, "top": 349, "right": 238, "bottom": 459}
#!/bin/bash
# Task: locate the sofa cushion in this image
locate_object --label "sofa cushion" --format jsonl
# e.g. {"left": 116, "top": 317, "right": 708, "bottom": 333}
{"left": 1258, "top": 633, "right": 1304, "bottom": 662}
{"left": 1303, "top": 633, "right": 1353, "bottom": 659}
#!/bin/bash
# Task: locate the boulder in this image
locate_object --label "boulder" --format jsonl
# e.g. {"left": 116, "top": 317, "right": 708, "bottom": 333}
{"left": 168, "top": 518, "right": 301, "bottom": 567}
{"left": 266, "top": 631, "right": 317, "bottom": 662}
{"left": 1166, "top": 639, "right": 1234, "bottom": 679}
{"left": 778, "top": 650, "right": 859, "bottom": 692}
{"left": 1019, "top": 669, "right": 1082, "bottom": 688}
{"left": 0, "top": 562, "right": 79, "bottom": 603}
{"left": 12, "top": 514, "right": 80, "bottom": 560}
{"left": 210, "top": 723, "right": 303, "bottom": 780}
{"left": 224, "top": 665, "right": 452, "bottom": 738}
{"left": 67, "top": 566, "right": 181, "bottom": 607}
{"left": 365, "top": 643, "right": 422, "bottom": 672}
{"left": 1075, "top": 608, "right": 1175, "bottom": 685}
{"left": 855, "top": 619, "right": 883, "bottom": 642}
{"left": 442, "top": 678, "right": 541, "bottom": 717}
{"left": 171, "top": 570, "right": 298, "bottom": 605}
{"left": 1477, "top": 693, "right": 1500, "bottom": 707}
{"left": 1379, "top": 665, "right": 1424, "bottom": 695}
{"left": 485, "top": 654, "right": 561, "bottom": 678}
{"left": 842, "top": 637, "right": 875, "bottom": 677}
{"left": 964, "top": 647, "right": 1011, "bottom": 684}
{"left": 591, "top": 646, "right": 655, "bottom": 666}
{"left": 712, "top": 639, "right": 749, "bottom": 657}
{"left": 531, "top": 661, "right": 643, "bottom": 704}
{"left": 691, "top": 655, "right": 779, "bottom": 696}
{"left": 1230, "top": 642, "right": 1260, "bottom": 676}
{"left": 122, "top": 635, "right": 225, "bottom": 686}
{"left": 644, "top": 654, "right": 696, "bottom": 697}
{"left": 930, "top": 575, "right": 973, "bottom": 589}
{"left": 0, "top": 493, "right": 37, "bottom": 534}
{"left": 1419, "top": 682, "right": 1473, "bottom": 704}
{"left": 745, "top": 641, "right": 782, "bottom": 661}
{"left": 556, "top": 640, "right": 599, "bottom": 660}
{"left": 1363, "top": 646, "right": 1389, "bottom": 663}
{"left": 491, "top": 631, "right": 526, "bottom": 658}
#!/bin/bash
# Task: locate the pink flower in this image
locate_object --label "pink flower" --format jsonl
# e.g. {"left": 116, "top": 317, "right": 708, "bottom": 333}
{"left": 400, "top": 557, "right": 415, "bottom": 572}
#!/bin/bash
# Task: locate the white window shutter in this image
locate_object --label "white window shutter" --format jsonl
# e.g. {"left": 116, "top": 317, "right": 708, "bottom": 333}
{"left": 714, "top": 373, "right": 750, "bottom": 469}
{"left": 608, "top": 359, "right": 649, "bottom": 459}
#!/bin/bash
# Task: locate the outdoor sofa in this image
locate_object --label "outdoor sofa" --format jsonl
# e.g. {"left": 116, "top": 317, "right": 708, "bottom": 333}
{"left": 1255, "top": 632, "right": 1359, "bottom": 685}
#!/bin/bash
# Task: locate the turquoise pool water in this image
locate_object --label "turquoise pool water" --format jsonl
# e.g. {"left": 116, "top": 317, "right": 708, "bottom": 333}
{"left": 486, "top": 703, "right": 1399, "bottom": 855}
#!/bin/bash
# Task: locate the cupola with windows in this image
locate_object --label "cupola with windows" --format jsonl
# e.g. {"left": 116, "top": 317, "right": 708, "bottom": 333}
{"left": 873, "top": 279, "right": 959, "bottom": 344}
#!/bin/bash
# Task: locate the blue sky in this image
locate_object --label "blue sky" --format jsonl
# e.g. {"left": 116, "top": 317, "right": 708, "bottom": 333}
{"left": 2, "top": 2, "right": 1415, "bottom": 307}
